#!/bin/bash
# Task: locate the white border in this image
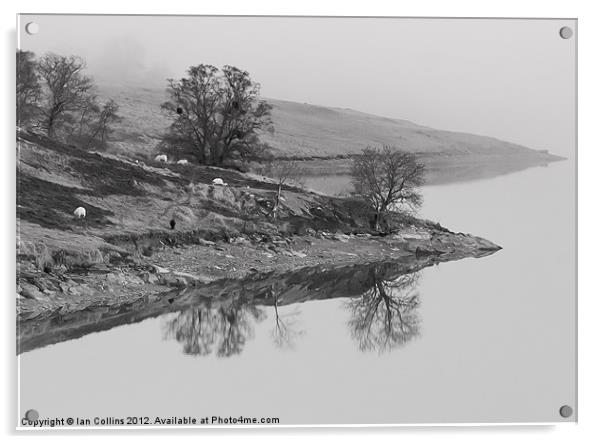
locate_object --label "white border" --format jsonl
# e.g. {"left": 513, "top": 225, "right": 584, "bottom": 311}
{"left": 3, "top": 0, "right": 600, "bottom": 442}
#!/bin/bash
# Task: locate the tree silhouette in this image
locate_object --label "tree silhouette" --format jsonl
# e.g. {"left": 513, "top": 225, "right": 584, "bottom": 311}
{"left": 347, "top": 267, "right": 421, "bottom": 353}
{"left": 161, "top": 64, "right": 273, "bottom": 166}
{"left": 16, "top": 50, "right": 41, "bottom": 127}
{"left": 36, "top": 53, "right": 94, "bottom": 138}
{"left": 351, "top": 146, "right": 425, "bottom": 231}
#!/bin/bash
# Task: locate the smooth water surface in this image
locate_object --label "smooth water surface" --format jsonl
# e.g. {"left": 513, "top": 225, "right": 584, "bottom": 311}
{"left": 19, "top": 160, "right": 576, "bottom": 424}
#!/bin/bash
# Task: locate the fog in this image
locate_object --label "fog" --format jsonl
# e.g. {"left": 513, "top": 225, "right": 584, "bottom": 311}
{"left": 19, "top": 15, "right": 576, "bottom": 158}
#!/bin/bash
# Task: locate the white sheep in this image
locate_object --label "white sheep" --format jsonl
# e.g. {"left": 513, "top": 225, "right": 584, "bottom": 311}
{"left": 177, "top": 159, "right": 189, "bottom": 165}
{"left": 73, "top": 207, "right": 86, "bottom": 219}
{"left": 212, "top": 178, "right": 227, "bottom": 186}
{"left": 154, "top": 154, "right": 168, "bottom": 163}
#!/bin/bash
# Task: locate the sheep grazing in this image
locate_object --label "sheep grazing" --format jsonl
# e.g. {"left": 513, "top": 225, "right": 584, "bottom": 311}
{"left": 176, "top": 159, "right": 188, "bottom": 165}
{"left": 212, "top": 178, "right": 227, "bottom": 186}
{"left": 73, "top": 207, "right": 86, "bottom": 219}
{"left": 154, "top": 154, "right": 168, "bottom": 163}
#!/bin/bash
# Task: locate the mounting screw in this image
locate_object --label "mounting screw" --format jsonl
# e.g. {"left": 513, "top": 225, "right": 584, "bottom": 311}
{"left": 24, "top": 409, "right": 39, "bottom": 421}
{"left": 25, "top": 22, "right": 39, "bottom": 35}
{"left": 559, "top": 27, "right": 573, "bottom": 39}
{"left": 559, "top": 405, "right": 573, "bottom": 418}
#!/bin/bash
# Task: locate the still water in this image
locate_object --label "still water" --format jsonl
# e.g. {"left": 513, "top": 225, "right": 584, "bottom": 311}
{"left": 19, "top": 160, "right": 576, "bottom": 425}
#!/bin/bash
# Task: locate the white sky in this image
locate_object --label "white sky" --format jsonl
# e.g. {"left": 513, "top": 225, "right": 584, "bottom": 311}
{"left": 19, "top": 15, "right": 576, "bottom": 158}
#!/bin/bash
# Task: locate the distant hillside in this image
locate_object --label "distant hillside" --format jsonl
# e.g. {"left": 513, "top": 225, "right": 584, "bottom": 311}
{"left": 99, "top": 84, "right": 562, "bottom": 163}
{"left": 263, "top": 99, "right": 556, "bottom": 159}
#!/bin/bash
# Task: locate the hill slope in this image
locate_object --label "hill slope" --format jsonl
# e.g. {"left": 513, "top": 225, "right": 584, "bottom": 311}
{"left": 263, "top": 99, "right": 555, "bottom": 158}
{"left": 99, "top": 84, "right": 562, "bottom": 163}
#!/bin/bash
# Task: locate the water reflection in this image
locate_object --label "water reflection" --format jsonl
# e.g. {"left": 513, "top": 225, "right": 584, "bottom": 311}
{"left": 163, "top": 262, "right": 421, "bottom": 357}
{"left": 270, "top": 285, "right": 306, "bottom": 350}
{"left": 347, "top": 267, "right": 420, "bottom": 353}
{"left": 19, "top": 256, "right": 437, "bottom": 355}
{"left": 163, "top": 299, "right": 266, "bottom": 357}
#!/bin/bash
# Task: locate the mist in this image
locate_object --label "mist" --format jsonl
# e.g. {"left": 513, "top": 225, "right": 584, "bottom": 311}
{"left": 18, "top": 15, "right": 576, "bottom": 158}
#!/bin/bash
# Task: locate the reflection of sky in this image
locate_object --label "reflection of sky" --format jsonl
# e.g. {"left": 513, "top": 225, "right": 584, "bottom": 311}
{"left": 19, "top": 161, "right": 575, "bottom": 424}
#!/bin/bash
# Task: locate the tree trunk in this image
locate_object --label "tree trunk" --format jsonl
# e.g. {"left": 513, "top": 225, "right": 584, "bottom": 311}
{"left": 273, "top": 184, "right": 282, "bottom": 219}
{"left": 375, "top": 211, "right": 384, "bottom": 232}
{"left": 46, "top": 114, "right": 55, "bottom": 138}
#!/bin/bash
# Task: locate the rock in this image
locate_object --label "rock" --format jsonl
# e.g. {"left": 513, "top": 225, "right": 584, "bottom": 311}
{"left": 139, "top": 271, "right": 159, "bottom": 284}
{"left": 198, "top": 239, "right": 216, "bottom": 247}
{"left": 333, "top": 233, "right": 350, "bottom": 242}
{"left": 232, "top": 237, "right": 250, "bottom": 246}
{"left": 415, "top": 246, "right": 441, "bottom": 256}
{"left": 397, "top": 232, "right": 431, "bottom": 241}
{"left": 19, "top": 282, "right": 48, "bottom": 301}
{"left": 153, "top": 265, "right": 170, "bottom": 274}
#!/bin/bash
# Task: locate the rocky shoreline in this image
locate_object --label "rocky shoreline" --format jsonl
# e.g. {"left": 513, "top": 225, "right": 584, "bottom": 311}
{"left": 16, "top": 130, "right": 502, "bottom": 354}
{"left": 17, "top": 226, "right": 500, "bottom": 353}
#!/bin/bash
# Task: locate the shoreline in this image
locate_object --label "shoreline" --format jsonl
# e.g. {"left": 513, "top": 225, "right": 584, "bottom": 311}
{"left": 17, "top": 227, "right": 500, "bottom": 354}
{"left": 17, "top": 130, "right": 501, "bottom": 354}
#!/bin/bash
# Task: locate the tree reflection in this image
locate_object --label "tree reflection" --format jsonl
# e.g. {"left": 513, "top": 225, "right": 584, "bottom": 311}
{"left": 269, "top": 284, "right": 305, "bottom": 350}
{"left": 163, "top": 298, "right": 266, "bottom": 357}
{"left": 163, "top": 263, "right": 422, "bottom": 357}
{"left": 347, "top": 268, "right": 421, "bottom": 353}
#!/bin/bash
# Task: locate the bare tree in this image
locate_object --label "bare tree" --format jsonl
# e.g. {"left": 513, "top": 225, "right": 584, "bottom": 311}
{"left": 37, "top": 53, "right": 94, "bottom": 138}
{"left": 260, "top": 160, "right": 307, "bottom": 219}
{"left": 16, "top": 50, "right": 41, "bottom": 127}
{"left": 65, "top": 97, "right": 121, "bottom": 149}
{"left": 351, "top": 146, "right": 425, "bottom": 231}
{"left": 90, "top": 99, "right": 121, "bottom": 145}
{"left": 65, "top": 93, "right": 99, "bottom": 142}
{"left": 161, "top": 64, "right": 273, "bottom": 166}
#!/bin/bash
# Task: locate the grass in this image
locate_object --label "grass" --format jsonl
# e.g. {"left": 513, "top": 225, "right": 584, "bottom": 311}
{"left": 97, "top": 84, "right": 560, "bottom": 162}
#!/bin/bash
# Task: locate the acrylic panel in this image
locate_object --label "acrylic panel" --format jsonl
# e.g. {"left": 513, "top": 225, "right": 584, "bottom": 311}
{"left": 16, "top": 15, "right": 577, "bottom": 428}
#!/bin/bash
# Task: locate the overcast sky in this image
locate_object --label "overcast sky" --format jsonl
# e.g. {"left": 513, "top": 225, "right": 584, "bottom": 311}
{"left": 19, "top": 15, "right": 576, "bottom": 158}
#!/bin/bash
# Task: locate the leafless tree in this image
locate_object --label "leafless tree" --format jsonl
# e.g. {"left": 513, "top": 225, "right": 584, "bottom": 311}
{"left": 259, "top": 160, "right": 307, "bottom": 219}
{"left": 36, "top": 53, "right": 94, "bottom": 138}
{"left": 90, "top": 99, "right": 121, "bottom": 145}
{"left": 161, "top": 64, "right": 273, "bottom": 166}
{"left": 16, "top": 50, "right": 41, "bottom": 127}
{"left": 351, "top": 146, "right": 425, "bottom": 231}
{"left": 74, "top": 94, "right": 100, "bottom": 138}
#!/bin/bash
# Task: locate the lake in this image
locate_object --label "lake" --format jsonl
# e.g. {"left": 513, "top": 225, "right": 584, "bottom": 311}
{"left": 18, "top": 160, "right": 576, "bottom": 425}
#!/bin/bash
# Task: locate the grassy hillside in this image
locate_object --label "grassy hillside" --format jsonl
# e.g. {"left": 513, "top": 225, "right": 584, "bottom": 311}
{"left": 16, "top": 129, "right": 380, "bottom": 269}
{"left": 98, "top": 84, "right": 562, "bottom": 163}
